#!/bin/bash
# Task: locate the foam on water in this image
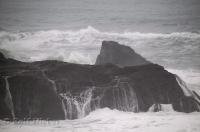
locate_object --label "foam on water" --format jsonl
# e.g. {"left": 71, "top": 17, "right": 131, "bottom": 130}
{"left": 0, "top": 26, "right": 199, "bottom": 63}
{"left": 0, "top": 26, "right": 200, "bottom": 88}
{"left": 148, "top": 104, "right": 174, "bottom": 112}
{"left": 167, "top": 69, "right": 200, "bottom": 93}
{"left": 2, "top": 108, "right": 200, "bottom": 132}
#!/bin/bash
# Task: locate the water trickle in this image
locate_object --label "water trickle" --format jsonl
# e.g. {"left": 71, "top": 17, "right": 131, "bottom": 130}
{"left": 175, "top": 75, "right": 193, "bottom": 97}
{"left": 41, "top": 70, "right": 69, "bottom": 118}
{"left": 41, "top": 70, "right": 57, "bottom": 93}
{"left": 61, "top": 99, "right": 68, "bottom": 119}
{"left": 176, "top": 75, "right": 200, "bottom": 104}
{"left": 59, "top": 77, "right": 139, "bottom": 119}
{"left": 175, "top": 75, "right": 200, "bottom": 111}
{"left": 111, "top": 78, "right": 139, "bottom": 112}
{"left": 60, "top": 87, "right": 95, "bottom": 119}
{"left": 4, "top": 76, "right": 15, "bottom": 120}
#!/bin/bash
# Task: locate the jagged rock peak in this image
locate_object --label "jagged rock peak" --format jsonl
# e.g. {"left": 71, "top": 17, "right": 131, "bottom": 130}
{"left": 95, "top": 41, "right": 150, "bottom": 67}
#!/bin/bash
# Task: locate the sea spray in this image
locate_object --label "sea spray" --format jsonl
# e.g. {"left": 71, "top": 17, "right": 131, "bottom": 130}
{"left": 1, "top": 28, "right": 199, "bottom": 89}
{"left": 0, "top": 27, "right": 199, "bottom": 65}
{"left": 60, "top": 87, "right": 95, "bottom": 119}
{"left": 175, "top": 75, "right": 194, "bottom": 97}
{"left": 59, "top": 77, "right": 139, "bottom": 119}
{"left": 175, "top": 75, "right": 200, "bottom": 111}
{"left": 175, "top": 74, "right": 200, "bottom": 103}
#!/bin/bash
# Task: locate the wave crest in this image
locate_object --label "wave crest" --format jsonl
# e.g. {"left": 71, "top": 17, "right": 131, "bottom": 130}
{"left": 0, "top": 26, "right": 200, "bottom": 90}
{"left": 0, "top": 26, "right": 199, "bottom": 67}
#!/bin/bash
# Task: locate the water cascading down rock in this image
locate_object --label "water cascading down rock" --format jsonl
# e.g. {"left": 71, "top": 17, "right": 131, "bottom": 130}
{"left": 0, "top": 41, "right": 200, "bottom": 120}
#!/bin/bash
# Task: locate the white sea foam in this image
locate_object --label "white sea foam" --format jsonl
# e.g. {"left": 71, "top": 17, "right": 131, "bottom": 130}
{"left": 0, "top": 26, "right": 199, "bottom": 63}
{"left": 1, "top": 108, "right": 200, "bottom": 132}
{"left": 167, "top": 69, "right": 200, "bottom": 85}
{"left": 167, "top": 69, "right": 200, "bottom": 92}
{"left": 0, "top": 26, "right": 200, "bottom": 87}
{"left": 148, "top": 104, "right": 174, "bottom": 112}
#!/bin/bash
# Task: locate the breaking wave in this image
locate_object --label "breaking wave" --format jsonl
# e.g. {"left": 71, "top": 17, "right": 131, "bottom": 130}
{"left": 0, "top": 26, "right": 200, "bottom": 88}
{"left": 0, "top": 26, "right": 199, "bottom": 63}
{"left": 1, "top": 107, "right": 200, "bottom": 132}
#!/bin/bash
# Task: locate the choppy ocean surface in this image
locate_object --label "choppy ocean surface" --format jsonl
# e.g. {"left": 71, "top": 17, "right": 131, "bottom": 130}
{"left": 0, "top": 0, "right": 200, "bottom": 91}
{"left": 0, "top": 0, "right": 200, "bottom": 131}
{"left": 0, "top": 27, "right": 200, "bottom": 92}
{"left": 1, "top": 108, "right": 200, "bottom": 132}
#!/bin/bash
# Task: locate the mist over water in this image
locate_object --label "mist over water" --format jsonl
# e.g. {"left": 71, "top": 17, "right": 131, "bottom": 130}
{"left": 0, "top": 0, "right": 200, "bottom": 90}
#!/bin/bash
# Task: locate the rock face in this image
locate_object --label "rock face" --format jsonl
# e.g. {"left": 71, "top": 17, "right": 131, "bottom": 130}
{"left": 0, "top": 53, "right": 65, "bottom": 120}
{"left": 0, "top": 52, "right": 6, "bottom": 63}
{"left": 95, "top": 41, "right": 150, "bottom": 67}
{"left": 0, "top": 41, "right": 200, "bottom": 120}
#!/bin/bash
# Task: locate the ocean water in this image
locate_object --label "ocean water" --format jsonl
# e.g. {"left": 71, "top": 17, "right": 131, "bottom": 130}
{"left": 0, "top": 0, "right": 200, "bottom": 91}
{"left": 1, "top": 108, "right": 200, "bottom": 132}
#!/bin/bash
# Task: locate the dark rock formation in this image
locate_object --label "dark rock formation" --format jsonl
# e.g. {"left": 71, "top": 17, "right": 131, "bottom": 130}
{"left": 0, "top": 52, "right": 6, "bottom": 63}
{"left": 0, "top": 41, "right": 200, "bottom": 120}
{"left": 95, "top": 41, "right": 150, "bottom": 67}
{"left": 0, "top": 61, "right": 65, "bottom": 120}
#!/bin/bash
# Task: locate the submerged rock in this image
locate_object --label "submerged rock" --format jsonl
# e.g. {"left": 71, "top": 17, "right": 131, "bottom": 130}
{"left": 0, "top": 41, "right": 199, "bottom": 120}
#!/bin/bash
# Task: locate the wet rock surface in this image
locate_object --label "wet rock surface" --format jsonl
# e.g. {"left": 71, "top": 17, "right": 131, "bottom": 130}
{"left": 0, "top": 41, "right": 199, "bottom": 120}
{"left": 95, "top": 41, "right": 150, "bottom": 67}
